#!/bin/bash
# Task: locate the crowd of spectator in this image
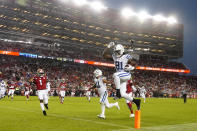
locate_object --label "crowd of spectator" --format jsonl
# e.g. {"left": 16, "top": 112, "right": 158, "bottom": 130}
{"left": 0, "top": 53, "right": 196, "bottom": 98}
{"left": 0, "top": 41, "right": 186, "bottom": 69}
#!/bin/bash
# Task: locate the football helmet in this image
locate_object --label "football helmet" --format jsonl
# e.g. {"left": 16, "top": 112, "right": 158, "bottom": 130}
{"left": 37, "top": 69, "right": 44, "bottom": 76}
{"left": 93, "top": 69, "right": 102, "bottom": 77}
{"left": 114, "top": 44, "right": 124, "bottom": 57}
{"left": 62, "top": 78, "right": 65, "bottom": 82}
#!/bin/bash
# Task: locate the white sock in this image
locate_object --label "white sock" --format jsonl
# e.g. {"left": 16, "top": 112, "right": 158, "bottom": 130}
{"left": 40, "top": 103, "right": 45, "bottom": 111}
{"left": 101, "top": 103, "right": 105, "bottom": 115}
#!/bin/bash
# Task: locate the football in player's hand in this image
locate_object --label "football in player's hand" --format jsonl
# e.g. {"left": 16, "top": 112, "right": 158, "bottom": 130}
{"left": 124, "top": 64, "right": 135, "bottom": 71}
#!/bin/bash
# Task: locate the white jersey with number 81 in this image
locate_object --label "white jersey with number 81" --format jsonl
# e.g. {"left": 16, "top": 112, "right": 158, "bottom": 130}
{"left": 112, "top": 53, "right": 132, "bottom": 72}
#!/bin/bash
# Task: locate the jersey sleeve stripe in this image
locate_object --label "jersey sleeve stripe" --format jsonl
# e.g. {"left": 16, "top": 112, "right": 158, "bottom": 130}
{"left": 119, "top": 74, "right": 131, "bottom": 77}
{"left": 101, "top": 91, "right": 107, "bottom": 103}
{"left": 126, "top": 54, "right": 132, "bottom": 59}
{"left": 117, "top": 72, "right": 130, "bottom": 76}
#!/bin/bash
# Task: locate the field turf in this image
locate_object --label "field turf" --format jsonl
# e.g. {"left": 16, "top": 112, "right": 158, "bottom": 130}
{"left": 0, "top": 96, "right": 197, "bottom": 131}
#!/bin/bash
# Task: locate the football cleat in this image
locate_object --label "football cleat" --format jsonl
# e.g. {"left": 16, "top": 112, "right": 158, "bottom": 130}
{"left": 97, "top": 114, "right": 105, "bottom": 119}
{"left": 44, "top": 104, "right": 48, "bottom": 110}
{"left": 43, "top": 111, "right": 47, "bottom": 116}
{"left": 133, "top": 99, "right": 141, "bottom": 110}
{"left": 115, "top": 102, "right": 120, "bottom": 110}
{"left": 130, "top": 114, "right": 135, "bottom": 118}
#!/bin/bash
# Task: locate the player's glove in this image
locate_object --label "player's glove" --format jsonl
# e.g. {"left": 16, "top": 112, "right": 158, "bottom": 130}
{"left": 107, "top": 42, "right": 115, "bottom": 48}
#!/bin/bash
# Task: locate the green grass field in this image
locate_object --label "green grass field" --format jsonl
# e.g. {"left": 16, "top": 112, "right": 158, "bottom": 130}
{"left": 0, "top": 96, "right": 197, "bottom": 131}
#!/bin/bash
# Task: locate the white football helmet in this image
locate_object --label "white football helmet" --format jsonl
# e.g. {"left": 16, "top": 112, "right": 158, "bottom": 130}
{"left": 93, "top": 69, "right": 102, "bottom": 77}
{"left": 114, "top": 44, "right": 124, "bottom": 57}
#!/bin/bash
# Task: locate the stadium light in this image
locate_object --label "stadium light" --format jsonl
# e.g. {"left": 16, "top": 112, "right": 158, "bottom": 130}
{"left": 167, "top": 16, "right": 177, "bottom": 24}
{"left": 121, "top": 8, "right": 136, "bottom": 18}
{"left": 138, "top": 11, "right": 151, "bottom": 21}
{"left": 153, "top": 14, "right": 167, "bottom": 22}
{"left": 89, "top": 1, "right": 107, "bottom": 12}
{"left": 73, "top": 0, "right": 88, "bottom": 6}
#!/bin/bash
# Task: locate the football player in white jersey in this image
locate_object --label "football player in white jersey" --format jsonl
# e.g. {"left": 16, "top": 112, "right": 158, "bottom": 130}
{"left": 93, "top": 69, "right": 120, "bottom": 119}
{"left": 103, "top": 42, "right": 141, "bottom": 110}
{"left": 58, "top": 78, "right": 66, "bottom": 104}
{"left": 140, "top": 86, "right": 146, "bottom": 103}
{"left": 0, "top": 80, "right": 7, "bottom": 99}
{"left": 84, "top": 83, "right": 91, "bottom": 102}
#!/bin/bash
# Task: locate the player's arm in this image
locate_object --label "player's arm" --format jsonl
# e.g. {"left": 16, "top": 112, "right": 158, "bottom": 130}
{"left": 89, "top": 84, "right": 96, "bottom": 90}
{"left": 128, "top": 59, "right": 138, "bottom": 67}
{"left": 102, "top": 42, "right": 115, "bottom": 60}
{"left": 132, "top": 85, "right": 137, "bottom": 92}
{"left": 103, "top": 79, "right": 111, "bottom": 85}
{"left": 29, "top": 77, "right": 35, "bottom": 84}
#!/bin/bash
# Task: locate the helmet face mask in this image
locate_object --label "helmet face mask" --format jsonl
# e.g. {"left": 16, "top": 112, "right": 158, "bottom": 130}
{"left": 94, "top": 69, "right": 102, "bottom": 78}
{"left": 114, "top": 50, "right": 122, "bottom": 56}
{"left": 114, "top": 44, "right": 124, "bottom": 57}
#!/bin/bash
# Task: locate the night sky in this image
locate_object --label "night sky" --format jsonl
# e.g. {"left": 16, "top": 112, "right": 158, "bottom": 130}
{"left": 103, "top": 0, "right": 197, "bottom": 75}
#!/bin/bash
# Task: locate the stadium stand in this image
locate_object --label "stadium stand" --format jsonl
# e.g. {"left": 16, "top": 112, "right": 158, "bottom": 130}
{"left": 0, "top": 0, "right": 196, "bottom": 99}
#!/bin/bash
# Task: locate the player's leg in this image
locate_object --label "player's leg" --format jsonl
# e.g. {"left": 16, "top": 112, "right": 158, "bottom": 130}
{"left": 120, "top": 82, "right": 141, "bottom": 110}
{"left": 113, "top": 72, "right": 121, "bottom": 89}
{"left": 8, "top": 90, "right": 11, "bottom": 98}
{"left": 105, "top": 98, "right": 120, "bottom": 110}
{"left": 120, "top": 82, "right": 133, "bottom": 101}
{"left": 87, "top": 91, "right": 91, "bottom": 102}
{"left": 38, "top": 90, "right": 47, "bottom": 116}
{"left": 2, "top": 90, "right": 5, "bottom": 98}
{"left": 126, "top": 100, "right": 134, "bottom": 117}
{"left": 59, "top": 91, "right": 62, "bottom": 103}
{"left": 100, "top": 103, "right": 105, "bottom": 117}
{"left": 62, "top": 91, "right": 65, "bottom": 104}
{"left": 0, "top": 89, "right": 2, "bottom": 99}
{"left": 102, "top": 91, "right": 120, "bottom": 110}
{"left": 98, "top": 92, "right": 107, "bottom": 119}
{"left": 60, "top": 91, "right": 64, "bottom": 104}
{"left": 25, "top": 91, "right": 29, "bottom": 100}
{"left": 125, "top": 93, "right": 134, "bottom": 117}
{"left": 113, "top": 72, "right": 122, "bottom": 99}
{"left": 0, "top": 90, "right": 2, "bottom": 99}
{"left": 143, "top": 95, "right": 146, "bottom": 103}
{"left": 11, "top": 90, "right": 14, "bottom": 100}
{"left": 43, "top": 90, "right": 49, "bottom": 110}
{"left": 47, "top": 91, "right": 50, "bottom": 99}
{"left": 0, "top": 90, "right": 3, "bottom": 99}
